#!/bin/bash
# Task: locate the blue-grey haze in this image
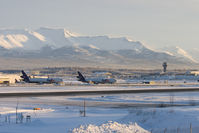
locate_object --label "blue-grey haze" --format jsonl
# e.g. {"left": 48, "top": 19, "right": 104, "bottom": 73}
{"left": 0, "top": 0, "right": 199, "bottom": 50}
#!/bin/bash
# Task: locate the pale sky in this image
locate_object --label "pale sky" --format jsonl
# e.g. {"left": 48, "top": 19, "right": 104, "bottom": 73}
{"left": 1, "top": 0, "right": 199, "bottom": 50}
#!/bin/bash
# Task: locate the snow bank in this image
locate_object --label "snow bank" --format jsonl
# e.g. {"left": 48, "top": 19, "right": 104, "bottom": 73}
{"left": 71, "top": 121, "right": 149, "bottom": 133}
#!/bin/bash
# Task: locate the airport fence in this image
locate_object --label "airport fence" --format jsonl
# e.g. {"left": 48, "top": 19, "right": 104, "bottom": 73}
{"left": 151, "top": 123, "right": 199, "bottom": 133}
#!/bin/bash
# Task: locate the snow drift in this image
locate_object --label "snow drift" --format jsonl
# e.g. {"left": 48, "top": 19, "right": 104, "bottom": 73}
{"left": 71, "top": 121, "right": 149, "bottom": 133}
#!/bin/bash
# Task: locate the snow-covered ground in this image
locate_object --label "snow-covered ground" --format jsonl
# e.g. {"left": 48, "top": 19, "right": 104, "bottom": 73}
{"left": 0, "top": 102, "right": 130, "bottom": 133}
{"left": 0, "top": 87, "right": 199, "bottom": 132}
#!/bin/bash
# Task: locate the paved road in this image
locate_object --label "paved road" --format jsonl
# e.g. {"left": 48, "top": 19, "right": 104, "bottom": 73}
{"left": 0, "top": 87, "right": 199, "bottom": 98}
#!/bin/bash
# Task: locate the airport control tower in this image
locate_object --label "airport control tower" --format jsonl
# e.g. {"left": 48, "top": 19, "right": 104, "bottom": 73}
{"left": 162, "top": 62, "right": 167, "bottom": 73}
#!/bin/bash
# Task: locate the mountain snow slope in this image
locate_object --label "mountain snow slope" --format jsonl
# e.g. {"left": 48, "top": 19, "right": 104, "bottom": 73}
{"left": 0, "top": 27, "right": 146, "bottom": 51}
{"left": 159, "top": 46, "right": 198, "bottom": 63}
{"left": 0, "top": 29, "right": 47, "bottom": 50}
{"left": 187, "top": 48, "right": 199, "bottom": 63}
{"left": 0, "top": 27, "right": 198, "bottom": 69}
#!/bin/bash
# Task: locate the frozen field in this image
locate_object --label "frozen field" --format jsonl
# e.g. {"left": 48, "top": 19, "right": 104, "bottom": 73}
{"left": 0, "top": 86, "right": 199, "bottom": 132}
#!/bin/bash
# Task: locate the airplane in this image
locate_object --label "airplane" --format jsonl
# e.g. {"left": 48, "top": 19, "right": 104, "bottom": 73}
{"left": 21, "top": 70, "right": 63, "bottom": 84}
{"left": 77, "top": 71, "right": 116, "bottom": 84}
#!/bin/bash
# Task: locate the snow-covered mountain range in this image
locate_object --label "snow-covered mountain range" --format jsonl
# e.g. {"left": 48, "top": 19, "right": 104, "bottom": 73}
{"left": 158, "top": 46, "right": 198, "bottom": 63}
{"left": 0, "top": 27, "right": 198, "bottom": 69}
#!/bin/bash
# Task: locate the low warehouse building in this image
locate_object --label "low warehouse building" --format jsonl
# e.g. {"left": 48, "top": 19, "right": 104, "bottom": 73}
{"left": 0, "top": 73, "right": 20, "bottom": 84}
{"left": 0, "top": 78, "right": 10, "bottom": 84}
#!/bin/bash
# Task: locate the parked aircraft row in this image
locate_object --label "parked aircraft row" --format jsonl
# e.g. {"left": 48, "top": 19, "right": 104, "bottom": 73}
{"left": 20, "top": 70, "right": 116, "bottom": 84}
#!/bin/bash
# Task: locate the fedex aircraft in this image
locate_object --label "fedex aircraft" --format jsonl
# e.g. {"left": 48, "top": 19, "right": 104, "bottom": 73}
{"left": 77, "top": 71, "right": 116, "bottom": 84}
{"left": 21, "top": 70, "right": 63, "bottom": 84}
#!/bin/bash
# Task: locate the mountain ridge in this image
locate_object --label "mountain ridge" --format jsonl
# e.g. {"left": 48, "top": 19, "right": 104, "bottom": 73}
{"left": 0, "top": 27, "right": 198, "bottom": 69}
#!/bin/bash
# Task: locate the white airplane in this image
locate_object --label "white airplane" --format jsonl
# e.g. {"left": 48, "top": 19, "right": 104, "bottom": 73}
{"left": 21, "top": 70, "right": 63, "bottom": 84}
{"left": 77, "top": 71, "right": 116, "bottom": 84}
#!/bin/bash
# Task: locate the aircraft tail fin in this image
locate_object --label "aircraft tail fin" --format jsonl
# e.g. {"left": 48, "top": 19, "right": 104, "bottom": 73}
{"left": 77, "top": 71, "right": 86, "bottom": 82}
{"left": 21, "top": 70, "right": 30, "bottom": 82}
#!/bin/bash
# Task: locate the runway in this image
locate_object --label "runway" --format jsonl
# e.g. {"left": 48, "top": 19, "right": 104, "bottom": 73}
{"left": 0, "top": 86, "right": 199, "bottom": 98}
